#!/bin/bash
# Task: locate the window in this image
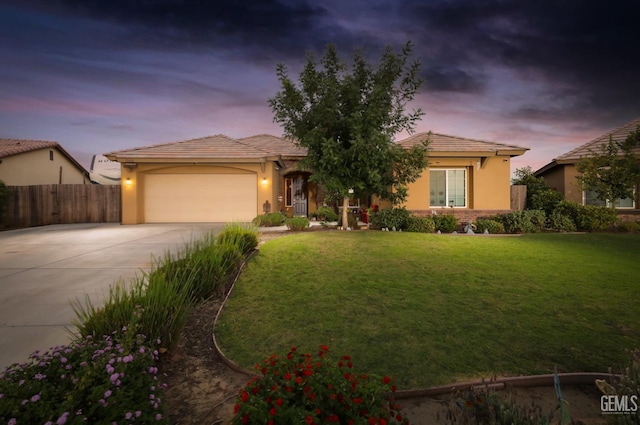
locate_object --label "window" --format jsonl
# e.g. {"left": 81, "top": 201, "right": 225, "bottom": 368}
{"left": 284, "top": 178, "right": 293, "bottom": 207}
{"left": 49, "top": 150, "right": 54, "bottom": 161}
{"left": 430, "top": 169, "right": 466, "bottom": 207}
{"left": 584, "top": 190, "right": 634, "bottom": 209}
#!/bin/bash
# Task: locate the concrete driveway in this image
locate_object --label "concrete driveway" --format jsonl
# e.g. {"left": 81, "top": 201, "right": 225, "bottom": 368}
{"left": 0, "top": 223, "right": 225, "bottom": 369}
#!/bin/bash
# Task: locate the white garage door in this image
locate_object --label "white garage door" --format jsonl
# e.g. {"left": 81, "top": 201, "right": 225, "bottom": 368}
{"left": 144, "top": 174, "right": 257, "bottom": 222}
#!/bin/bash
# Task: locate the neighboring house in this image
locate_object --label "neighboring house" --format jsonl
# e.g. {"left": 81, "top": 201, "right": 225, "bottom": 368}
{"left": 534, "top": 117, "right": 640, "bottom": 210}
{"left": 105, "top": 133, "right": 528, "bottom": 224}
{"left": 0, "top": 139, "right": 89, "bottom": 185}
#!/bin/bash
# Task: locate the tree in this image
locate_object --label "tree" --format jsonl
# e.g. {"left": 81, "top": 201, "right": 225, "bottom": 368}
{"left": 576, "top": 125, "right": 640, "bottom": 206}
{"left": 269, "top": 42, "right": 428, "bottom": 228}
{"left": 511, "top": 166, "right": 560, "bottom": 210}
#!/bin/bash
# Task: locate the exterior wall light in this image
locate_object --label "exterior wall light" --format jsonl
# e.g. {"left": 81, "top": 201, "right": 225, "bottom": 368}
{"left": 125, "top": 177, "right": 132, "bottom": 186}
{"left": 262, "top": 177, "right": 268, "bottom": 185}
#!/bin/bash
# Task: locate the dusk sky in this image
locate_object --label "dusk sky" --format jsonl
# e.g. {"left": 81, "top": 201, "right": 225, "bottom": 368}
{"left": 1, "top": 0, "right": 639, "bottom": 173}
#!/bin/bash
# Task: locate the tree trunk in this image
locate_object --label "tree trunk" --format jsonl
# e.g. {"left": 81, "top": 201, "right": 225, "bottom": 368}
{"left": 341, "top": 196, "right": 350, "bottom": 230}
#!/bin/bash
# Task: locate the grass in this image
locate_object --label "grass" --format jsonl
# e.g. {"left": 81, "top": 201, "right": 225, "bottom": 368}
{"left": 215, "top": 232, "right": 640, "bottom": 388}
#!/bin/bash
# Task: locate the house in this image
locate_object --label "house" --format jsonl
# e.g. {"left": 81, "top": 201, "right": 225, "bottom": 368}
{"left": 534, "top": 117, "right": 640, "bottom": 211}
{"left": 105, "top": 133, "right": 528, "bottom": 224}
{"left": 0, "top": 139, "right": 89, "bottom": 185}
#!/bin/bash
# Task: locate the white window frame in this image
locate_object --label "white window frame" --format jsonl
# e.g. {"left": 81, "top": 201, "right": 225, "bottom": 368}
{"left": 429, "top": 168, "right": 467, "bottom": 208}
{"left": 583, "top": 189, "right": 635, "bottom": 209}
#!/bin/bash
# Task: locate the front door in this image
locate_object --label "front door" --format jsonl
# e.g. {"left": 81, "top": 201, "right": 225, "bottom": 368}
{"left": 292, "top": 177, "right": 307, "bottom": 216}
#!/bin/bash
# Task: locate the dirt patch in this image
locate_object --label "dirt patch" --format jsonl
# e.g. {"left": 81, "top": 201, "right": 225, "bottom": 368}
{"left": 159, "top": 229, "right": 608, "bottom": 424}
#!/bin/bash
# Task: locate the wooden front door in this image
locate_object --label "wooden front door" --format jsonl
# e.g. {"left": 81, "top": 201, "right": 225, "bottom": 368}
{"left": 292, "top": 177, "right": 307, "bottom": 216}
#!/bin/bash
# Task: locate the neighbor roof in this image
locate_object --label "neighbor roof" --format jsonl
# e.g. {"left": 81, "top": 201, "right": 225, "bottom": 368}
{"left": 0, "top": 139, "right": 59, "bottom": 158}
{"left": 0, "top": 139, "right": 88, "bottom": 174}
{"left": 555, "top": 117, "right": 640, "bottom": 162}
{"left": 534, "top": 116, "right": 640, "bottom": 176}
{"left": 398, "top": 132, "right": 529, "bottom": 156}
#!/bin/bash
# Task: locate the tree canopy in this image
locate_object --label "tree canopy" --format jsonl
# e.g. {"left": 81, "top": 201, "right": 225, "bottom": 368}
{"left": 576, "top": 125, "right": 640, "bottom": 205}
{"left": 269, "top": 42, "right": 428, "bottom": 227}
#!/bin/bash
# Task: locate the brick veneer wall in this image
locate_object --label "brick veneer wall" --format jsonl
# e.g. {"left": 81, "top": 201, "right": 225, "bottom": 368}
{"left": 409, "top": 209, "right": 511, "bottom": 223}
{"left": 617, "top": 210, "right": 640, "bottom": 222}
{"left": 410, "top": 208, "right": 640, "bottom": 224}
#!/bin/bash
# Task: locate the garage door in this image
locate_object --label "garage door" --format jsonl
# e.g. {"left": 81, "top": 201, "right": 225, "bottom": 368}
{"left": 144, "top": 174, "right": 257, "bottom": 222}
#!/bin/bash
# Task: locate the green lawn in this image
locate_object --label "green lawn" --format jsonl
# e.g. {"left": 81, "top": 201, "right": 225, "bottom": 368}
{"left": 214, "top": 232, "right": 640, "bottom": 388}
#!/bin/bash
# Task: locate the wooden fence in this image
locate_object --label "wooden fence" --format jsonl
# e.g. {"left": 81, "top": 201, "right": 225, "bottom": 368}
{"left": 4, "top": 184, "right": 121, "bottom": 229}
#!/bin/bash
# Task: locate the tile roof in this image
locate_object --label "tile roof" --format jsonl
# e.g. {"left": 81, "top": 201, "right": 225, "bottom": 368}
{"left": 398, "top": 132, "right": 529, "bottom": 155}
{"left": 555, "top": 117, "right": 640, "bottom": 162}
{"left": 0, "top": 139, "right": 88, "bottom": 174}
{"left": 105, "top": 132, "right": 529, "bottom": 162}
{"left": 238, "top": 134, "right": 306, "bottom": 157}
{"left": 104, "top": 134, "right": 282, "bottom": 160}
{"left": 0, "top": 139, "right": 59, "bottom": 158}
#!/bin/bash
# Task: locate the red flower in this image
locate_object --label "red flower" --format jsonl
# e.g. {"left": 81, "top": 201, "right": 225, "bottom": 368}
{"left": 353, "top": 397, "right": 363, "bottom": 404}
{"left": 380, "top": 419, "right": 387, "bottom": 425}
{"left": 382, "top": 376, "right": 391, "bottom": 385}
{"left": 240, "top": 390, "right": 249, "bottom": 403}
{"left": 305, "top": 415, "right": 315, "bottom": 424}
{"left": 269, "top": 407, "right": 277, "bottom": 416}
{"left": 296, "top": 377, "right": 303, "bottom": 385}
{"left": 233, "top": 403, "right": 239, "bottom": 414}
{"left": 368, "top": 418, "right": 376, "bottom": 425}
{"left": 309, "top": 393, "right": 317, "bottom": 402}
{"left": 242, "top": 413, "right": 249, "bottom": 424}
{"left": 276, "top": 397, "right": 283, "bottom": 406}
{"left": 268, "top": 421, "right": 274, "bottom": 425}
{"left": 284, "top": 372, "right": 292, "bottom": 380}
{"left": 303, "top": 369, "right": 312, "bottom": 377}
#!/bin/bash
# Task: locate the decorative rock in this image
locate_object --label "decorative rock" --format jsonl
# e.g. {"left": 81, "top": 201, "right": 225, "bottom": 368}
{"left": 484, "top": 229, "right": 489, "bottom": 234}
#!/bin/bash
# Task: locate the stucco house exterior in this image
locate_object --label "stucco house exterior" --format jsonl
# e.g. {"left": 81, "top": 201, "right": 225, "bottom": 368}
{"left": 105, "top": 133, "right": 528, "bottom": 224}
{"left": 0, "top": 139, "right": 89, "bottom": 185}
{"left": 534, "top": 117, "right": 640, "bottom": 212}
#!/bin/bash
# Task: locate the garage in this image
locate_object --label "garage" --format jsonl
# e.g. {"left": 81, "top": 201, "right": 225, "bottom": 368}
{"left": 144, "top": 173, "right": 257, "bottom": 223}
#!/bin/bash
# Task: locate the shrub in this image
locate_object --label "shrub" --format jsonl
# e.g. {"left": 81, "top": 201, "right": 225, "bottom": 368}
{"left": 232, "top": 346, "right": 409, "bottom": 425}
{"left": 552, "top": 201, "right": 618, "bottom": 232}
{"left": 474, "top": 219, "right": 505, "bottom": 234}
{"left": 286, "top": 216, "right": 310, "bottom": 231}
{"left": 433, "top": 214, "right": 459, "bottom": 233}
{"left": 497, "top": 210, "right": 545, "bottom": 233}
{"left": 72, "top": 225, "right": 252, "bottom": 349}
{"left": 613, "top": 221, "right": 640, "bottom": 233}
{"left": 405, "top": 215, "right": 436, "bottom": 233}
{"left": 71, "top": 272, "right": 194, "bottom": 349}
{"left": 529, "top": 189, "right": 564, "bottom": 216}
{"left": 548, "top": 210, "right": 577, "bottom": 232}
{"left": 370, "top": 208, "right": 410, "bottom": 230}
{"left": 315, "top": 206, "right": 338, "bottom": 222}
{"left": 253, "top": 212, "right": 286, "bottom": 227}
{"left": 0, "top": 330, "right": 167, "bottom": 424}
{"left": 337, "top": 212, "right": 360, "bottom": 230}
{"left": 440, "top": 384, "right": 554, "bottom": 424}
{"left": 575, "top": 205, "right": 619, "bottom": 232}
{"left": 217, "top": 223, "right": 260, "bottom": 255}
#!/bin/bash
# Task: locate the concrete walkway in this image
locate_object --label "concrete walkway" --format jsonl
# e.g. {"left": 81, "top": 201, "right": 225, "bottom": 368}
{"left": 0, "top": 223, "right": 224, "bottom": 369}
